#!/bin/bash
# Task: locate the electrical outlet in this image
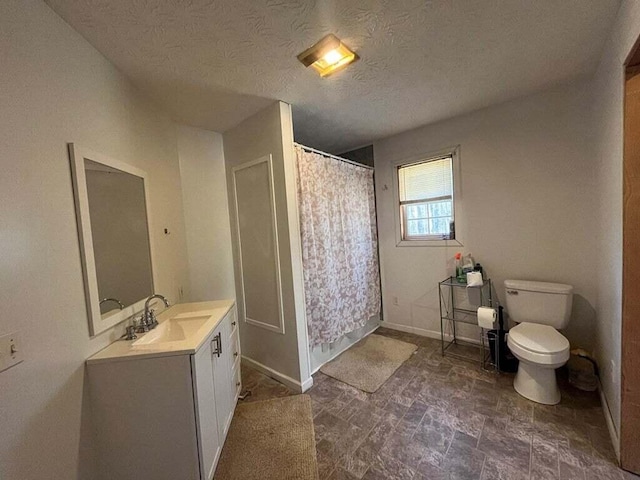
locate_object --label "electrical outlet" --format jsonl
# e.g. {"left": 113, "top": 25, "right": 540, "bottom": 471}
{"left": 0, "top": 332, "right": 23, "bottom": 373}
{"left": 392, "top": 296, "right": 399, "bottom": 306}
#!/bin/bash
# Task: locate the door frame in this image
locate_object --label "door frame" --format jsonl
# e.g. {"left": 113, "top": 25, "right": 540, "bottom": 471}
{"left": 620, "top": 33, "right": 640, "bottom": 474}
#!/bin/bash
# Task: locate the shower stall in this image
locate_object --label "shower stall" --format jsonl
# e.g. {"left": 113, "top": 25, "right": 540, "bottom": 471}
{"left": 294, "top": 144, "right": 382, "bottom": 372}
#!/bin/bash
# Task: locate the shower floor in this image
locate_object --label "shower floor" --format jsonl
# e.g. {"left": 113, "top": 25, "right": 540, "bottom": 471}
{"left": 238, "top": 327, "right": 632, "bottom": 480}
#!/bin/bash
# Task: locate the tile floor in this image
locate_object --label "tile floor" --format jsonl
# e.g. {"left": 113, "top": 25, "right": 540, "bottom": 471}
{"left": 240, "top": 327, "right": 636, "bottom": 480}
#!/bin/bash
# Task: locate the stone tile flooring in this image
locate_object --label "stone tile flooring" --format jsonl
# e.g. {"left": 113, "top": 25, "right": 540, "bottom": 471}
{"left": 240, "top": 327, "right": 637, "bottom": 480}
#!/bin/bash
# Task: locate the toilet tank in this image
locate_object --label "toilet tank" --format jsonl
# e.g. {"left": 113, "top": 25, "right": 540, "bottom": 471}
{"left": 504, "top": 279, "right": 573, "bottom": 329}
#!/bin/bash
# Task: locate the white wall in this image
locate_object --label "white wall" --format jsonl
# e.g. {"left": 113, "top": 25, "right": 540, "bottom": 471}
{"left": 374, "top": 81, "right": 597, "bottom": 351}
{"left": 223, "top": 102, "right": 312, "bottom": 390}
{"left": 591, "top": 0, "right": 640, "bottom": 441}
{"left": 177, "top": 125, "right": 236, "bottom": 302}
{"left": 0, "top": 1, "right": 190, "bottom": 478}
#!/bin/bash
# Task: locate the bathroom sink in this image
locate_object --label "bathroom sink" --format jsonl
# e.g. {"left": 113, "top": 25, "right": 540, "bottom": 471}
{"left": 132, "top": 313, "right": 213, "bottom": 348}
{"left": 86, "top": 300, "right": 235, "bottom": 363}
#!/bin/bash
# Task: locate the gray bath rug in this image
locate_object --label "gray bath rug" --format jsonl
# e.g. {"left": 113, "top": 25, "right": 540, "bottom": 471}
{"left": 319, "top": 333, "right": 418, "bottom": 393}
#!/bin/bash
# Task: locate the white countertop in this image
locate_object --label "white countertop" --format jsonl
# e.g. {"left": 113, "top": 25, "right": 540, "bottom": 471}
{"left": 87, "top": 300, "right": 235, "bottom": 365}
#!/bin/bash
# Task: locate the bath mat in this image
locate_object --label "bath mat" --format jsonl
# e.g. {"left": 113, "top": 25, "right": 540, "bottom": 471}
{"left": 214, "top": 395, "right": 318, "bottom": 480}
{"left": 320, "top": 333, "right": 418, "bottom": 393}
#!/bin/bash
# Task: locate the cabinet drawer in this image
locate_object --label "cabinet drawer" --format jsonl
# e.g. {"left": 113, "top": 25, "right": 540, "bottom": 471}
{"left": 231, "top": 363, "right": 241, "bottom": 400}
{"left": 229, "top": 329, "right": 240, "bottom": 371}
{"left": 228, "top": 307, "right": 238, "bottom": 339}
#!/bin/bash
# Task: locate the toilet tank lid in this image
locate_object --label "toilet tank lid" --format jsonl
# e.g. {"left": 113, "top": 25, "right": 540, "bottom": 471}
{"left": 504, "top": 279, "right": 573, "bottom": 295}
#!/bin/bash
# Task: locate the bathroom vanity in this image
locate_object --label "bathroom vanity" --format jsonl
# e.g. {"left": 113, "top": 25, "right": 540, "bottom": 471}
{"left": 86, "top": 300, "right": 240, "bottom": 480}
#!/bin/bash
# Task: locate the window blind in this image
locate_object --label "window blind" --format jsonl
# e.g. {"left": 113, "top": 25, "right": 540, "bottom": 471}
{"left": 398, "top": 157, "right": 453, "bottom": 202}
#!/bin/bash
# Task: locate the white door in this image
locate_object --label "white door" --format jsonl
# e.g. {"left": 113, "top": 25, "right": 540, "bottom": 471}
{"left": 192, "top": 338, "right": 222, "bottom": 480}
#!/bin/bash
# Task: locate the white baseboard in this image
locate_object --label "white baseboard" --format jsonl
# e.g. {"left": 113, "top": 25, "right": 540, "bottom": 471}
{"left": 241, "top": 355, "right": 313, "bottom": 393}
{"left": 598, "top": 380, "right": 620, "bottom": 462}
{"left": 300, "top": 376, "right": 314, "bottom": 392}
{"left": 380, "top": 320, "right": 481, "bottom": 346}
{"left": 310, "top": 324, "right": 380, "bottom": 375}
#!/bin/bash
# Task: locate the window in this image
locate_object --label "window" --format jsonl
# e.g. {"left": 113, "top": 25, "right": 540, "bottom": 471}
{"left": 397, "top": 154, "right": 455, "bottom": 241}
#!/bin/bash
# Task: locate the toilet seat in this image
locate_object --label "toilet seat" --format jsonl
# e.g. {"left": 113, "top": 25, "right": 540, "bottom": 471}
{"left": 507, "top": 322, "right": 570, "bottom": 366}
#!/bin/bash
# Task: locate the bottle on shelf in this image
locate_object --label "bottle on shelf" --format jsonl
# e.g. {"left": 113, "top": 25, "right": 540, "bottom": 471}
{"left": 462, "top": 253, "right": 475, "bottom": 275}
{"left": 454, "top": 252, "right": 464, "bottom": 283}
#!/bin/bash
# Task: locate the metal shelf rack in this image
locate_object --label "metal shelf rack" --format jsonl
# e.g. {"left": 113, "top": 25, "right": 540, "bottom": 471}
{"left": 438, "top": 276, "right": 498, "bottom": 371}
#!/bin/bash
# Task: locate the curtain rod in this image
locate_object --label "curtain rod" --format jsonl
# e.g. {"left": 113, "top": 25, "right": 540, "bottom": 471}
{"left": 294, "top": 142, "right": 374, "bottom": 170}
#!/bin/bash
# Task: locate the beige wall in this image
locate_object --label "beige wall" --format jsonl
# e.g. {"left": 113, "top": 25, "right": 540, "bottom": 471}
{"left": 223, "top": 102, "right": 311, "bottom": 389}
{"left": 591, "top": 0, "right": 640, "bottom": 441}
{"left": 0, "top": 1, "right": 189, "bottom": 478}
{"left": 177, "top": 124, "right": 236, "bottom": 302}
{"left": 374, "top": 80, "right": 597, "bottom": 350}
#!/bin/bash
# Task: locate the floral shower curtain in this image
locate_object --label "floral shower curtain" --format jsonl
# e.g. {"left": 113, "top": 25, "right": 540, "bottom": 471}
{"left": 295, "top": 145, "right": 381, "bottom": 347}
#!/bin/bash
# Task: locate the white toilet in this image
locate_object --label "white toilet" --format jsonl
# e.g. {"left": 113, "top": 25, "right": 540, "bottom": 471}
{"left": 504, "top": 279, "right": 573, "bottom": 405}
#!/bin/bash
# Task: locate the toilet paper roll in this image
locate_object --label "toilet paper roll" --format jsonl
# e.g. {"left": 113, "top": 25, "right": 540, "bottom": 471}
{"left": 466, "top": 271, "right": 483, "bottom": 286}
{"left": 477, "top": 307, "right": 497, "bottom": 329}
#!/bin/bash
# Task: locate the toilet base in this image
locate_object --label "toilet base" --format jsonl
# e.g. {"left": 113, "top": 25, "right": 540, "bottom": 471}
{"left": 513, "top": 361, "right": 560, "bottom": 405}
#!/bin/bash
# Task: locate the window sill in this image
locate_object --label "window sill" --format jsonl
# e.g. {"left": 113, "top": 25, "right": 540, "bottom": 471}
{"left": 396, "top": 238, "right": 464, "bottom": 248}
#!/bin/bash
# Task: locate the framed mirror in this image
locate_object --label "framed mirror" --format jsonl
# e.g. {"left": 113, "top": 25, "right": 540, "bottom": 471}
{"left": 69, "top": 144, "right": 155, "bottom": 336}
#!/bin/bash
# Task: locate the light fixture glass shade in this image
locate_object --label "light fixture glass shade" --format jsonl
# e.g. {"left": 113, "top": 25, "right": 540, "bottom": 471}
{"left": 297, "top": 34, "right": 359, "bottom": 77}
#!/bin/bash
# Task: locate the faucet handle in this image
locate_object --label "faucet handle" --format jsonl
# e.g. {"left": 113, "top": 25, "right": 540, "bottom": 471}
{"left": 134, "top": 314, "right": 149, "bottom": 333}
{"left": 124, "top": 325, "right": 138, "bottom": 340}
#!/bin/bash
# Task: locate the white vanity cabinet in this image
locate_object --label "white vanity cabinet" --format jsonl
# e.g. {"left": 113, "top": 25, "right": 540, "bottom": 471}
{"left": 87, "top": 301, "right": 241, "bottom": 480}
{"left": 192, "top": 307, "right": 239, "bottom": 479}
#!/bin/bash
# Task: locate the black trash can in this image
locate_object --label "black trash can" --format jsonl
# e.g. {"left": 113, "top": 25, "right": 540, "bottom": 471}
{"left": 488, "top": 329, "right": 519, "bottom": 373}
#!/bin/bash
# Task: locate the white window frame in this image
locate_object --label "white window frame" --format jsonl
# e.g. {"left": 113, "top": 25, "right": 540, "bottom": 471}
{"left": 392, "top": 146, "right": 463, "bottom": 247}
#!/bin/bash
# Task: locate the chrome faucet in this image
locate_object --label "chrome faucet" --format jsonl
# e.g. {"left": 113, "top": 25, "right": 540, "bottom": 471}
{"left": 141, "top": 294, "right": 170, "bottom": 330}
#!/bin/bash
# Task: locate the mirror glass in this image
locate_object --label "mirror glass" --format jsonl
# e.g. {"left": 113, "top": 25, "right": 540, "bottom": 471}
{"left": 84, "top": 160, "right": 154, "bottom": 318}
{"left": 69, "top": 144, "right": 155, "bottom": 336}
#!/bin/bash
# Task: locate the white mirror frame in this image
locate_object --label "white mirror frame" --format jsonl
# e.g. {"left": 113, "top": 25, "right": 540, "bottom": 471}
{"left": 69, "top": 143, "right": 156, "bottom": 336}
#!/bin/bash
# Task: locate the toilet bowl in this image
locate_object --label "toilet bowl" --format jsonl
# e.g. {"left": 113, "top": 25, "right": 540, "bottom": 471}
{"left": 504, "top": 279, "right": 573, "bottom": 405}
{"left": 507, "top": 322, "right": 570, "bottom": 404}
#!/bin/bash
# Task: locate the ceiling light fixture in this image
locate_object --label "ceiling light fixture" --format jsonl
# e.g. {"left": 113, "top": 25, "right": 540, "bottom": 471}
{"left": 297, "top": 34, "right": 359, "bottom": 77}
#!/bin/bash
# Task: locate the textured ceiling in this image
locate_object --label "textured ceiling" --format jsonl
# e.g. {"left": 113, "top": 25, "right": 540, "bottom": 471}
{"left": 45, "top": 0, "right": 620, "bottom": 153}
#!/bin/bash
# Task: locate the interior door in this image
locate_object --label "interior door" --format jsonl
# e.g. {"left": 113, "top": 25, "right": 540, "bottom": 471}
{"left": 622, "top": 54, "right": 640, "bottom": 473}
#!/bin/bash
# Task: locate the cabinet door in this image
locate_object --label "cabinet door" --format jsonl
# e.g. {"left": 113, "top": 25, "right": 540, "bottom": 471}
{"left": 227, "top": 311, "right": 241, "bottom": 407}
{"left": 231, "top": 361, "right": 242, "bottom": 404}
{"left": 227, "top": 307, "right": 239, "bottom": 367}
{"left": 211, "top": 321, "right": 233, "bottom": 440}
{"left": 192, "top": 339, "right": 222, "bottom": 480}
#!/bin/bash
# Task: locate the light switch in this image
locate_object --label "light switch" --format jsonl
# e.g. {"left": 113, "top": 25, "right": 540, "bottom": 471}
{"left": 0, "top": 332, "right": 23, "bottom": 373}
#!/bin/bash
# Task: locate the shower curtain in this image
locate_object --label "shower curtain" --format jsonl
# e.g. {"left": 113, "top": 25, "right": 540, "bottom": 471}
{"left": 295, "top": 145, "right": 381, "bottom": 347}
